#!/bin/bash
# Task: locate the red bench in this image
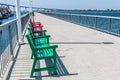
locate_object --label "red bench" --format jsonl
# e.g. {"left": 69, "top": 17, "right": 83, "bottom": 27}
{"left": 30, "top": 18, "right": 42, "bottom": 26}
{"left": 29, "top": 18, "right": 43, "bottom": 31}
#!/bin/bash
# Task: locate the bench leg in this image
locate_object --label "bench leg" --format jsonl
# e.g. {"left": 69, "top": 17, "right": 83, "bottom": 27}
{"left": 30, "top": 59, "right": 37, "bottom": 77}
{"left": 53, "top": 57, "right": 57, "bottom": 75}
{"left": 31, "top": 52, "right": 34, "bottom": 59}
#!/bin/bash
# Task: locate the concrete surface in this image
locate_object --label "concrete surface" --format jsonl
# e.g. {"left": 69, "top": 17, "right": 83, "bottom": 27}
{"left": 6, "top": 12, "right": 120, "bottom": 80}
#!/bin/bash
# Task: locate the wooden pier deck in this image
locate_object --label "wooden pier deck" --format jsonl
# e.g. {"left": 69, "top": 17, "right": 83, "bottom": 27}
{"left": 4, "top": 12, "right": 120, "bottom": 80}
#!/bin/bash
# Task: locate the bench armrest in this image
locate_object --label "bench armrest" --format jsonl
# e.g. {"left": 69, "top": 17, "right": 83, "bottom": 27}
{"left": 33, "top": 30, "right": 46, "bottom": 33}
{"left": 33, "top": 35, "right": 50, "bottom": 39}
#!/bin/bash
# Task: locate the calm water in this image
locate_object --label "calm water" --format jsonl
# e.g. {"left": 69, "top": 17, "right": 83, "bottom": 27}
{"left": 55, "top": 10, "right": 120, "bottom": 17}
{"left": 1, "top": 9, "right": 120, "bottom": 36}
{"left": 1, "top": 10, "right": 120, "bottom": 24}
{"left": 47, "top": 10, "right": 120, "bottom": 36}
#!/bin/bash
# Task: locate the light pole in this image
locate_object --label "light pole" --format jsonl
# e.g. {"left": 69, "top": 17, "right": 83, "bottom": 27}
{"left": 15, "top": 0, "right": 24, "bottom": 44}
{"left": 29, "top": 0, "right": 34, "bottom": 22}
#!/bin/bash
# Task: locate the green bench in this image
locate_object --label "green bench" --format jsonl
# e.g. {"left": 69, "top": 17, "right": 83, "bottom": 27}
{"left": 27, "top": 27, "right": 51, "bottom": 59}
{"left": 26, "top": 29, "right": 58, "bottom": 77}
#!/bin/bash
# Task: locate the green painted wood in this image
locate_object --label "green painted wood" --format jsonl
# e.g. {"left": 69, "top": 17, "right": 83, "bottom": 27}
{"left": 26, "top": 27, "right": 58, "bottom": 78}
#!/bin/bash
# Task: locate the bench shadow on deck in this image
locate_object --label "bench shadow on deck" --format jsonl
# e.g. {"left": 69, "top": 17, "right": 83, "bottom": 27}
{"left": 44, "top": 53, "right": 78, "bottom": 77}
{"left": 5, "top": 43, "right": 78, "bottom": 80}
{"left": 34, "top": 53, "right": 78, "bottom": 80}
{"left": 6, "top": 45, "right": 21, "bottom": 80}
{"left": 51, "top": 41, "right": 114, "bottom": 44}
{"left": 5, "top": 40, "right": 114, "bottom": 80}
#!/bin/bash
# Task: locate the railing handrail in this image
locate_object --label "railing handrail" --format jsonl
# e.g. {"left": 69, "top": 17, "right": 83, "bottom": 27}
{"left": 49, "top": 12, "right": 120, "bottom": 19}
{"left": 44, "top": 11, "right": 120, "bottom": 37}
{"left": 0, "top": 12, "right": 30, "bottom": 78}
{"left": 0, "top": 13, "right": 30, "bottom": 28}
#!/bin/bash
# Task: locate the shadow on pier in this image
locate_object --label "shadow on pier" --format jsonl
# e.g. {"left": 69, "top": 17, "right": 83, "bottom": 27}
{"left": 6, "top": 45, "right": 21, "bottom": 80}
{"left": 51, "top": 41, "right": 114, "bottom": 44}
{"left": 34, "top": 53, "right": 78, "bottom": 80}
{"left": 6, "top": 44, "right": 78, "bottom": 80}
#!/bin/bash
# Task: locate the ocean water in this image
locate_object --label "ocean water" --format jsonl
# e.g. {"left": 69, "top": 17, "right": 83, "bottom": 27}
{"left": 55, "top": 10, "right": 120, "bottom": 17}
{"left": 1, "top": 10, "right": 120, "bottom": 36}
{"left": 48, "top": 10, "right": 120, "bottom": 36}
{"left": 1, "top": 11, "right": 29, "bottom": 24}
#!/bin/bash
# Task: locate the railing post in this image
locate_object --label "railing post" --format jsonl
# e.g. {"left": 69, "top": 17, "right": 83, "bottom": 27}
{"left": 0, "top": 31, "right": 2, "bottom": 78}
{"left": 79, "top": 16, "right": 81, "bottom": 25}
{"left": 78, "top": 15, "right": 80, "bottom": 25}
{"left": 108, "top": 18, "right": 112, "bottom": 34}
{"left": 0, "top": 55, "right": 2, "bottom": 78}
{"left": 15, "top": 0, "right": 24, "bottom": 44}
{"left": 95, "top": 17, "right": 98, "bottom": 29}
{"left": 29, "top": 0, "right": 34, "bottom": 22}
{"left": 8, "top": 26, "right": 14, "bottom": 59}
{"left": 85, "top": 16, "right": 87, "bottom": 26}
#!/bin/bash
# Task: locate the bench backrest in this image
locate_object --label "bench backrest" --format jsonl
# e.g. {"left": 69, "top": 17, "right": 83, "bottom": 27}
{"left": 26, "top": 30, "right": 36, "bottom": 52}
{"left": 28, "top": 24, "right": 46, "bottom": 36}
{"left": 27, "top": 28, "right": 50, "bottom": 45}
{"left": 26, "top": 29, "right": 58, "bottom": 58}
{"left": 27, "top": 26, "right": 50, "bottom": 45}
{"left": 29, "top": 18, "right": 43, "bottom": 30}
{"left": 29, "top": 18, "right": 35, "bottom": 27}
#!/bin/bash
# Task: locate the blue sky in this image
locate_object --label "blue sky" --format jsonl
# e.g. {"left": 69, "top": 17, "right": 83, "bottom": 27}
{"left": 0, "top": 0, "right": 120, "bottom": 9}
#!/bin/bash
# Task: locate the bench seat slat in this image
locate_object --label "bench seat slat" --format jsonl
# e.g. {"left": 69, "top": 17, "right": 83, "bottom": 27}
{"left": 26, "top": 26, "right": 58, "bottom": 77}
{"left": 35, "top": 49, "right": 54, "bottom": 58}
{"left": 34, "top": 67, "right": 55, "bottom": 72}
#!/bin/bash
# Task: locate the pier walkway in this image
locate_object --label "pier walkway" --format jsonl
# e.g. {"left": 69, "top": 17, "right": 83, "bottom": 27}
{"left": 5, "top": 12, "right": 120, "bottom": 80}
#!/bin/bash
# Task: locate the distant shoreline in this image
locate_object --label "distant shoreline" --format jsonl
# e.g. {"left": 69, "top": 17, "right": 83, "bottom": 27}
{"left": 53, "top": 9, "right": 120, "bottom": 12}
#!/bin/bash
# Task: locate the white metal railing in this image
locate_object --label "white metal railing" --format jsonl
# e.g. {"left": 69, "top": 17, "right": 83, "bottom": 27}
{"left": 43, "top": 12, "right": 120, "bottom": 36}
{"left": 0, "top": 13, "right": 30, "bottom": 78}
